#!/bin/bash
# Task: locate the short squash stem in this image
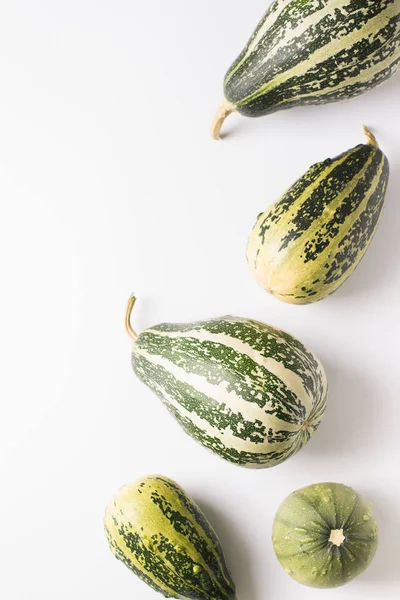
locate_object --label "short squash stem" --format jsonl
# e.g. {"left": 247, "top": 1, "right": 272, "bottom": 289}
{"left": 363, "top": 125, "right": 379, "bottom": 148}
{"left": 211, "top": 100, "right": 236, "bottom": 140}
{"left": 125, "top": 294, "right": 139, "bottom": 341}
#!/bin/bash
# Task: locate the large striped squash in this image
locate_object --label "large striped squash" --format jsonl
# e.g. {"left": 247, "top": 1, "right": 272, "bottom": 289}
{"left": 126, "top": 297, "right": 327, "bottom": 468}
{"left": 246, "top": 127, "right": 390, "bottom": 304}
{"left": 105, "top": 475, "right": 237, "bottom": 600}
{"left": 212, "top": 0, "right": 400, "bottom": 138}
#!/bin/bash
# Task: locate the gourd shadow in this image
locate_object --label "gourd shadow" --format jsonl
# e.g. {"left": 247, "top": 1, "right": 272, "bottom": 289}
{"left": 195, "top": 498, "right": 261, "bottom": 600}
{"left": 358, "top": 489, "right": 400, "bottom": 584}
{"left": 302, "top": 358, "right": 382, "bottom": 460}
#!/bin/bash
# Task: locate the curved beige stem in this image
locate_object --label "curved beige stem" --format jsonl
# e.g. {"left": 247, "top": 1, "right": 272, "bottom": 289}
{"left": 125, "top": 294, "right": 139, "bottom": 341}
{"left": 363, "top": 125, "right": 379, "bottom": 148}
{"left": 211, "top": 100, "right": 236, "bottom": 140}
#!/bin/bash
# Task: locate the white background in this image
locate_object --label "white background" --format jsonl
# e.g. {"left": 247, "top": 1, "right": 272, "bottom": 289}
{"left": 1, "top": 1, "right": 399, "bottom": 599}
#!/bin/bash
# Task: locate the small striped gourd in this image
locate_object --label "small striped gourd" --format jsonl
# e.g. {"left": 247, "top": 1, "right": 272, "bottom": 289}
{"left": 212, "top": 0, "right": 400, "bottom": 138}
{"left": 126, "top": 296, "right": 327, "bottom": 469}
{"left": 104, "top": 475, "right": 237, "bottom": 600}
{"left": 246, "top": 127, "right": 390, "bottom": 304}
{"left": 272, "top": 482, "right": 379, "bottom": 588}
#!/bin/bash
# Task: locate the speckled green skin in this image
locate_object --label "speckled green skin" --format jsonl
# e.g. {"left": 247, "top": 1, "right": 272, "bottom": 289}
{"left": 224, "top": 0, "right": 400, "bottom": 118}
{"left": 272, "top": 482, "right": 379, "bottom": 588}
{"left": 131, "top": 316, "right": 327, "bottom": 468}
{"left": 246, "top": 139, "right": 389, "bottom": 304}
{"left": 105, "top": 476, "right": 236, "bottom": 600}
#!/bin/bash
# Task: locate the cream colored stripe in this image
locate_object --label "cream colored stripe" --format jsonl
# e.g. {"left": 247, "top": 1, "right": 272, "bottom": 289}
{"left": 258, "top": 0, "right": 344, "bottom": 68}
{"left": 153, "top": 373, "right": 294, "bottom": 469}
{"left": 226, "top": 0, "right": 329, "bottom": 84}
{"left": 136, "top": 343, "right": 301, "bottom": 438}
{"left": 152, "top": 480, "right": 232, "bottom": 594}
{"left": 242, "top": 4, "right": 399, "bottom": 104}
{"left": 271, "top": 48, "right": 400, "bottom": 109}
{"left": 142, "top": 481, "right": 229, "bottom": 598}
{"left": 105, "top": 522, "right": 181, "bottom": 599}
{"left": 268, "top": 147, "right": 359, "bottom": 231}
{"left": 244, "top": 0, "right": 296, "bottom": 56}
{"left": 264, "top": 152, "right": 387, "bottom": 299}
{"left": 107, "top": 479, "right": 231, "bottom": 599}
{"left": 151, "top": 374, "right": 274, "bottom": 454}
{"left": 248, "top": 147, "right": 360, "bottom": 283}
{"left": 225, "top": 318, "right": 328, "bottom": 402}
{"left": 318, "top": 152, "right": 387, "bottom": 269}
{"left": 143, "top": 327, "right": 314, "bottom": 416}
{"left": 283, "top": 149, "right": 378, "bottom": 255}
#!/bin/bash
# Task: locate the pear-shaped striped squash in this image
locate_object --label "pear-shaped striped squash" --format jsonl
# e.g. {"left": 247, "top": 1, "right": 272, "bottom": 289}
{"left": 127, "top": 298, "right": 327, "bottom": 469}
{"left": 104, "top": 475, "right": 236, "bottom": 600}
{"left": 246, "top": 128, "right": 390, "bottom": 304}
{"left": 212, "top": 0, "right": 400, "bottom": 138}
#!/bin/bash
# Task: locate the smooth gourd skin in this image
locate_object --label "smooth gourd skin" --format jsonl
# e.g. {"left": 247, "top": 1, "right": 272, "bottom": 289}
{"left": 131, "top": 316, "right": 327, "bottom": 468}
{"left": 105, "top": 475, "right": 236, "bottom": 600}
{"left": 224, "top": 0, "right": 400, "bottom": 119}
{"left": 272, "top": 482, "right": 379, "bottom": 588}
{"left": 246, "top": 138, "right": 390, "bottom": 304}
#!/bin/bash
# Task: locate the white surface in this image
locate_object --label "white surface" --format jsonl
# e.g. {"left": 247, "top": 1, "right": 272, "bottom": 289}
{"left": 1, "top": 1, "right": 399, "bottom": 598}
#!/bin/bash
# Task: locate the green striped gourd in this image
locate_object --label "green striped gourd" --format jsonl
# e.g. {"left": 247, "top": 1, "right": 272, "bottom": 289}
{"left": 104, "top": 475, "right": 237, "bottom": 600}
{"left": 246, "top": 127, "right": 390, "bottom": 304}
{"left": 126, "top": 296, "right": 327, "bottom": 468}
{"left": 272, "top": 482, "right": 379, "bottom": 588}
{"left": 211, "top": 0, "right": 400, "bottom": 138}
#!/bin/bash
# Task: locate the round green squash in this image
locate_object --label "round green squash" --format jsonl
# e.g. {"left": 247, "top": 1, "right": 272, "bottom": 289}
{"left": 272, "top": 482, "right": 379, "bottom": 588}
{"left": 104, "top": 475, "right": 237, "bottom": 600}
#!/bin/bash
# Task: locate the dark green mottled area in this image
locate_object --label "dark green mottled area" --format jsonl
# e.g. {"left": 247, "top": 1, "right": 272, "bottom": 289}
{"left": 131, "top": 354, "right": 325, "bottom": 467}
{"left": 256, "top": 156, "right": 335, "bottom": 240}
{"left": 239, "top": 54, "right": 400, "bottom": 117}
{"left": 106, "top": 476, "right": 236, "bottom": 600}
{"left": 105, "top": 526, "right": 179, "bottom": 598}
{"left": 273, "top": 483, "right": 379, "bottom": 588}
{"left": 302, "top": 149, "right": 384, "bottom": 262}
{"left": 148, "top": 487, "right": 232, "bottom": 594}
{"left": 324, "top": 154, "right": 389, "bottom": 284}
{"left": 131, "top": 317, "right": 327, "bottom": 467}
{"left": 134, "top": 359, "right": 305, "bottom": 466}
{"left": 259, "top": 145, "right": 375, "bottom": 252}
{"left": 137, "top": 332, "right": 306, "bottom": 425}
{"left": 148, "top": 317, "right": 324, "bottom": 400}
{"left": 151, "top": 479, "right": 234, "bottom": 590}
{"left": 224, "top": 0, "right": 400, "bottom": 117}
{"left": 251, "top": 139, "right": 389, "bottom": 303}
{"left": 262, "top": 145, "right": 385, "bottom": 261}
{"left": 133, "top": 353, "right": 271, "bottom": 442}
